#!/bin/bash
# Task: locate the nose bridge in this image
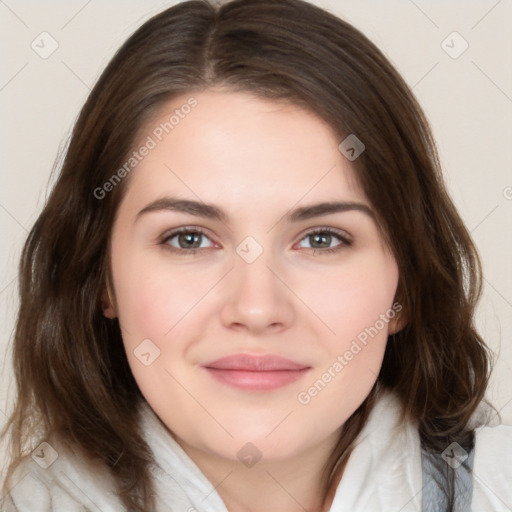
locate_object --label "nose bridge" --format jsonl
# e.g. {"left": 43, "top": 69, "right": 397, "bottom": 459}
{"left": 235, "top": 246, "right": 277, "bottom": 297}
{"left": 219, "top": 239, "right": 294, "bottom": 332}
{"left": 233, "top": 243, "right": 281, "bottom": 307}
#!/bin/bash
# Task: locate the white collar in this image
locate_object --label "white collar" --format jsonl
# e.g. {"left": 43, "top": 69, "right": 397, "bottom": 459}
{"left": 329, "top": 390, "right": 422, "bottom": 511}
{"left": 139, "top": 389, "right": 422, "bottom": 511}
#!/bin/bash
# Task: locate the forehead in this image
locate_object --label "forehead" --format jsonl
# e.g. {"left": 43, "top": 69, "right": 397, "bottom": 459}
{"left": 119, "top": 90, "right": 367, "bottom": 215}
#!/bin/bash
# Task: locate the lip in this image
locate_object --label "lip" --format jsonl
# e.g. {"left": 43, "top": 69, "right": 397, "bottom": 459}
{"left": 202, "top": 354, "right": 311, "bottom": 391}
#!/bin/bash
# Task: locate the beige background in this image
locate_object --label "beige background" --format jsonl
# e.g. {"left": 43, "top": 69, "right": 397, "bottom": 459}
{"left": 1, "top": 0, "right": 511, "bottom": 481}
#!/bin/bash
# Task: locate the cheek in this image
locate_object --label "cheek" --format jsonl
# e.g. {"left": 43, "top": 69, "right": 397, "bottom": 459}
{"left": 302, "top": 250, "right": 399, "bottom": 345}
{"left": 112, "top": 248, "right": 218, "bottom": 343}
{"left": 110, "top": 249, "right": 210, "bottom": 405}
{"left": 296, "top": 251, "right": 398, "bottom": 411}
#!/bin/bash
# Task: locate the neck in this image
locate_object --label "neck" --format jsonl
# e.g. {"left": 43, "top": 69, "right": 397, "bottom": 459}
{"left": 176, "top": 431, "right": 343, "bottom": 512}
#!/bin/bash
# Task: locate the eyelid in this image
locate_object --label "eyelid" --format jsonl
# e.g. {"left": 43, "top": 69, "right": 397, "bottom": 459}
{"left": 296, "top": 226, "right": 352, "bottom": 243}
{"left": 159, "top": 225, "right": 214, "bottom": 242}
{"left": 293, "top": 226, "right": 353, "bottom": 253}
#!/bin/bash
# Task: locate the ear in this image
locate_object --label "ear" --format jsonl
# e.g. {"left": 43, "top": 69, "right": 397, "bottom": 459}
{"left": 388, "top": 310, "right": 407, "bottom": 335}
{"left": 388, "top": 283, "right": 407, "bottom": 335}
{"left": 100, "top": 286, "right": 117, "bottom": 319}
{"left": 387, "top": 292, "right": 407, "bottom": 335}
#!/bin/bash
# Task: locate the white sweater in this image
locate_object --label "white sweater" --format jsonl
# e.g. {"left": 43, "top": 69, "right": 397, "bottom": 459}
{"left": 3, "top": 391, "right": 511, "bottom": 511}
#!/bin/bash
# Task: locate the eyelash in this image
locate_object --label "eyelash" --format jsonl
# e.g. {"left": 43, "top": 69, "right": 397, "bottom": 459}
{"left": 159, "top": 227, "right": 352, "bottom": 256}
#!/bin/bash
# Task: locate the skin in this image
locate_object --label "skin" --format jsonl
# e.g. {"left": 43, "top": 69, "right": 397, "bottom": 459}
{"left": 103, "top": 89, "right": 404, "bottom": 512}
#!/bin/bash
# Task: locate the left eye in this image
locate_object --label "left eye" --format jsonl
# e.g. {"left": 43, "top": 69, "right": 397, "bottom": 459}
{"left": 296, "top": 229, "right": 350, "bottom": 251}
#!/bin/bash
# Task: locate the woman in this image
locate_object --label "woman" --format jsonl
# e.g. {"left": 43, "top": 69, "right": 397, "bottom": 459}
{"left": 2, "top": 0, "right": 510, "bottom": 510}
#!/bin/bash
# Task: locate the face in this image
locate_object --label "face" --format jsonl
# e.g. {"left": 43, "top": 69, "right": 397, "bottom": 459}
{"left": 105, "top": 89, "right": 401, "bottom": 464}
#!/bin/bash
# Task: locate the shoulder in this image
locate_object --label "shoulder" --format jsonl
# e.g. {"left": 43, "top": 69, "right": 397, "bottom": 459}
{"left": 472, "top": 419, "right": 512, "bottom": 511}
{"left": 2, "top": 438, "right": 124, "bottom": 512}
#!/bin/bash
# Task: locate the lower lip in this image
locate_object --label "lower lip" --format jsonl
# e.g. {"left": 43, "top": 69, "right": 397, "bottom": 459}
{"left": 204, "top": 368, "right": 310, "bottom": 391}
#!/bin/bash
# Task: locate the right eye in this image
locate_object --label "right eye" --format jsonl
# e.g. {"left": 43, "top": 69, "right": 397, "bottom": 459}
{"left": 160, "top": 228, "right": 217, "bottom": 255}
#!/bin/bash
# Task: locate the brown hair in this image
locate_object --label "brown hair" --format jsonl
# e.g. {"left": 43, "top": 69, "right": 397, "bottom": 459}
{"left": 2, "top": 0, "right": 496, "bottom": 510}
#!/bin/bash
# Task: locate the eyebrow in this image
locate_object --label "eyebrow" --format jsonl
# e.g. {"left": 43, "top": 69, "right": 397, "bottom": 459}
{"left": 135, "top": 197, "right": 374, "bottom": 223}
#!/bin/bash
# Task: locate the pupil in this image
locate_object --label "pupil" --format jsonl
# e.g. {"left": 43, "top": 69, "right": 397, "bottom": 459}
{"left": 311, "top": 233, "right": 330, "bottom": 248}
{"left": 179, "top": 233, "right": 201, "bottom": 248}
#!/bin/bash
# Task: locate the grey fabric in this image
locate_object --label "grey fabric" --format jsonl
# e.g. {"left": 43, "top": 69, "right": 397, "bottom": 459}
{"left": 421, "top": 434, "right": 475, "bottom": 512}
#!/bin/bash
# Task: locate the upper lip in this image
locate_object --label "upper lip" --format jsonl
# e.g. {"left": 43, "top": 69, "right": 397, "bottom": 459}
{"left": 202, "top": 354, "right": 309, "bottom": 371}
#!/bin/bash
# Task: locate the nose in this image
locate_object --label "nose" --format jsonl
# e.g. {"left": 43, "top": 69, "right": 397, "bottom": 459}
{"left": 219, "top": 252, "right": 295, "bottom": 335}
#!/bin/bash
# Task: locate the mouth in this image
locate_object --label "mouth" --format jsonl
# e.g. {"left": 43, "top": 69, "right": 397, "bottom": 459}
{"left": 201, "top": 354, "right": 311, "bottom": 391}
